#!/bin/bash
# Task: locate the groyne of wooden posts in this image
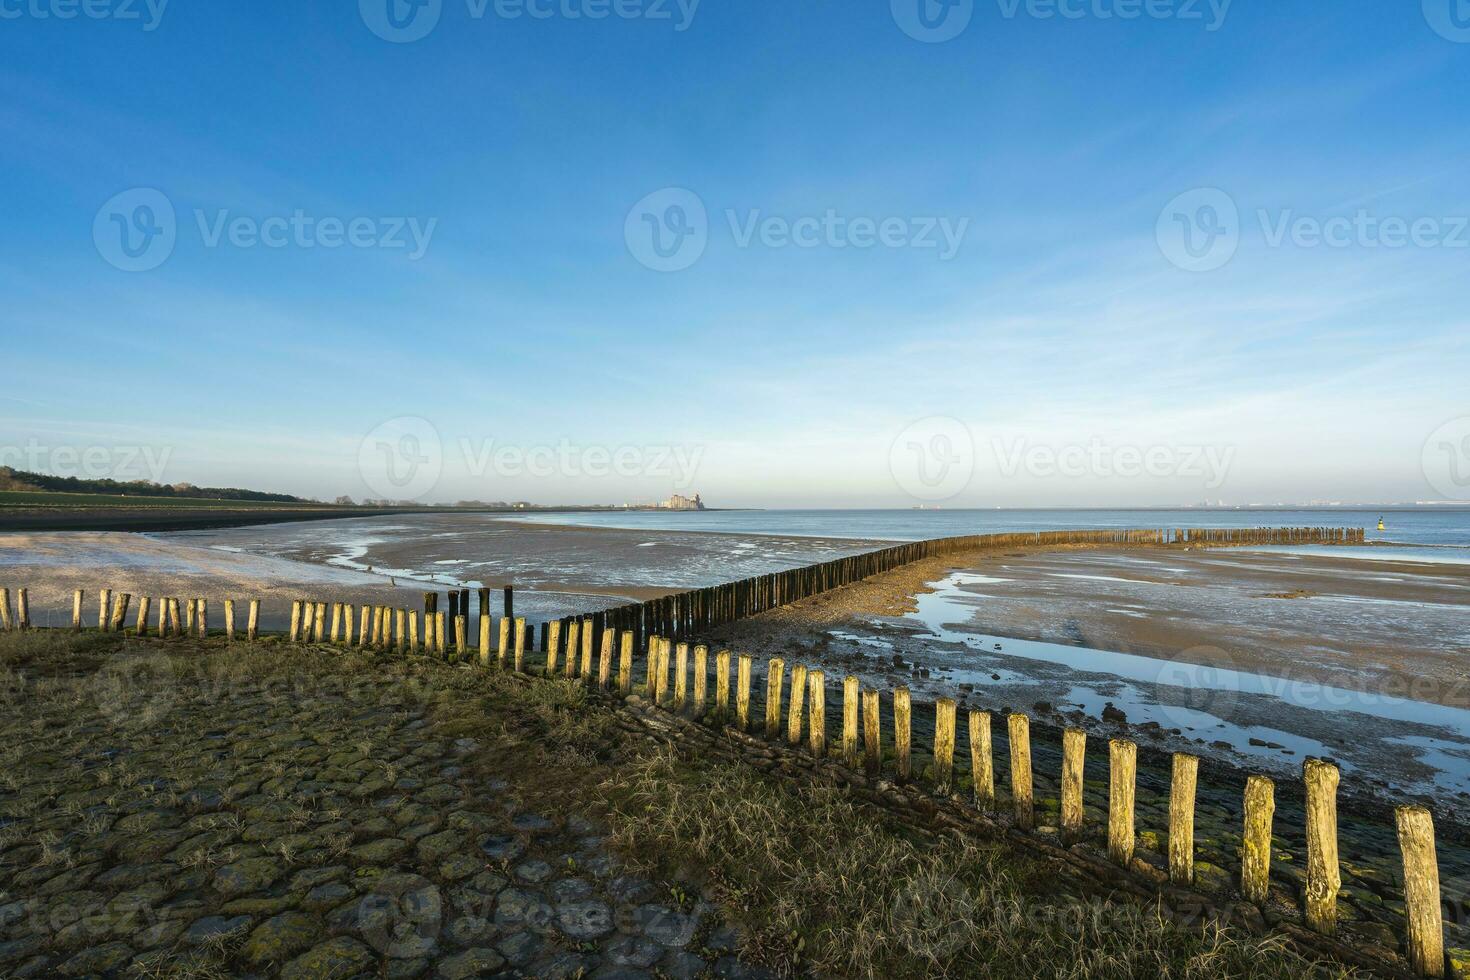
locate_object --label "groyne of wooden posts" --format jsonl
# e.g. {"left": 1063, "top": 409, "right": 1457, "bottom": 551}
{"left": 6, "top": 524, "right": 1447, "bottom": 976}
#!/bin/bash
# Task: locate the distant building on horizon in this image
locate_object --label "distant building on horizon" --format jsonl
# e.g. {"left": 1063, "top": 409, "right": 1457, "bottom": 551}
{"left": 659, "top": 492, "right": 704, "bottom": 511}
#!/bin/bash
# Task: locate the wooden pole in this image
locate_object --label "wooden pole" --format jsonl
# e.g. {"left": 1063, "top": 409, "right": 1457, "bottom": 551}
{"left": 692, "top": 644, "right": 707, "bottom": 712}
{"left": 247, "top": 599, "right": 259, "bottom": 641}
{"left": 1061, "top": 727, "right": 1086, "bottom": 844}
{"left": 72, "top": 590, "right": 83, "bottom": 631}
{"left": 765, "top": 658, "right": 785, "bottom": 738}
{"left": 289, "top": 600, "right": 302, "bottom": 642}
{"left": 408, "top": 610, "right": 420, "bottom": 653}
{"left": 1108, "top": 739, "right": 1137, "bottom": 866}
{"left": 514, "top": 617, "right": 527, "bottom": 671}
{"left": 1241, "top": 774, "right": 1275, "bottom": 903}
{"left": 546, "top": 620, "right": 562, "bottom": 677}
{"left": 970, "top": 710, "right": 993, "bottom": 809}
{"left": 787, "top": 664, "right": 807, "bottom": 745}
{"left": 1169, "top": 753, "right": 1200, "bottom": 885}
{"left": 580, "top": 619, "right": 593, "bottom": 680}
{"left": 189, "top": 597, "right": 200, "bottom": 637}
{"left": 499, "top": 616, "right": 512, "bottom": 668}
{"left": 99, "top": 588, "right": 112, "bottom": 630}
{"left": 842, "top": 676, "right": 861, "bottom": 767}
{"left": 715, "top": 649, "right": 731, "bottom": 716}
{"left": 657, "top": 636, "right": 671, "bottom": 703}
{"left": 313, "top": 601, "right": 326, "bottom": 641}
{"left": 675, "top": 643, "right": 689, "bottom": 708}
{"left": 1009, "top": 713, "right": 1033, "bottom": 831}
{"left": 807, "top": 670, "right": 826, "bottom": 756}
{"left": 894, "top": 687, "right": 912, "bottom": 782}
{"left": 436, "top": 611, "right": 448, "bottom": 656}
{"left": 863, "top": 690, "right": 881, "bottom": 775}
{"left": 1396, "top": 805, "right": 1446, "bottom": 977}
{"left": 479, "top": 611, "right": 492, "bottom": 666}
{"left": 564, "top": 620, "right": 580, "bottom": 679}
{"left": 135, "top": 596, "right": 151, "bottom": 636}
{"left": 934, "top": 698, "right": 956, "bottom": 792}
{"left": 17, "top": 588, "right": 28, "bottom": 630}
{"left": 223, "top": 599, "right": 235, "bottom": 642}
{"left": 0, "top": 587, "right": 11, "bottom": 631}
{"left": 618, "top": 629, "right": 632, "bottom": 693}
{"left": 108, "top": 593, "right": 130, "bottom": 632}
{"left": 167, "top": 598, "right": 181, "bottom": 637}
{"left": 736, "top": 654, "right": 752, "bottom": 729}
{"left": 598, "top": 628, "right": 614, "bottom": 688}
{"left": 1304, "top": 758, "right": 1341, "bottom": 935}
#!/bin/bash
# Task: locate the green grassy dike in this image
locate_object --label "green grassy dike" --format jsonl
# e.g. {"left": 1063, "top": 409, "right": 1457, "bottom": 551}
{"left": 0, "top": 630, "right": 1359, "bottom": 978}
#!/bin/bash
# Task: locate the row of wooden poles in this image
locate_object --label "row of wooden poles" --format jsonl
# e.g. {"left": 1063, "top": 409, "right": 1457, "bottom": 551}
{"left": 587, "top": 526, "right": 1366, "bottom": 645}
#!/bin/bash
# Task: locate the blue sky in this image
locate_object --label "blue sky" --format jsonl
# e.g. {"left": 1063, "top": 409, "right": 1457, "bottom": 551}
{"left": 1, "top": 0, "right": 1467, "bottom": 507}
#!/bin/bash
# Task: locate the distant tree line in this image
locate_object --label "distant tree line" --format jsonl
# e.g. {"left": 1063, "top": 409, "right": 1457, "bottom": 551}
{"left": 0, "top": 467, "right": 309, "bottom": 503}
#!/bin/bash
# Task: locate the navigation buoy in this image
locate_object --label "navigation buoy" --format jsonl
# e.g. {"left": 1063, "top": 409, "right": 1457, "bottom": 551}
{"left": 1377, "top": 517, "right": 1385, "bottom": 531}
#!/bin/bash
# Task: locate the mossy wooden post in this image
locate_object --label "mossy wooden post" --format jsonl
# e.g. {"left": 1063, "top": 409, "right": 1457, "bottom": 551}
{"left": 598, "top": 629, "right": 614, "bottom": 688}
{"left": 736, "top": 655, "right": 753, "bottom": 729}
{"left": 436, "top": 611, "right": 448, "bottom": 656}
{"left": 1241, "top": 774, "right": 1275, "bottom": 903}
{"left": 894, "top": 687, "right": 912, "bottom": 782}
{"left": 72, "top": 590, "right": 83, "bottom": 631}
{"left": 564, "top": 620, "right": 581, "bottom": 679}
{"left": 657, "top": 637, "right": 672, "bottom": 704}
{"left": 514, "top": 618, "right": 528, "bottom": 672}
{"left": 1061, "top": 727, "right": 1086, "bottom": 844}
{"left": 841, "top": 676, "right": 860, "bottom": 767}
{"left": 715, "top": 650, "right": 731, "bottom": 716}
{"left": 787, "top": 664, "right": 807, "bottom": 745}
{"left": 1396, "top": 805, "right": 1446, "bottom": 977}
{"left": 186, "top": 598, "right": 197, "bottom": 635}
{"left": 1108, "top": 739, "right": 1137, "bottom": 866}
{"left": 863, "top": 690, "right": 881, "bottom": 775}
{"left": 329, "top": 603, "right": 341, "bottom": 643}
{"left": 422, "top": 604, "right": 434, "bottom": 651}
{"left": 674, "top": 643, "right": 689, "bottom": 709}
{"left": 499, "top": 616, "right": 512, "bottom": 669}
{"left": 0, "top": 588, "right": 11, "bottom": 631}
{"left": 1169, "top": 753, "right": 1200, "bottom": 885}
{"left": 247, "top": 599, "right": 259, "bottom": 641}
{"left": 580, "top": 619, "right": 594, "bottom": 679}
{"left": 99, "top": 589, "right": 112, "bottom": 630}
{"left": 1009, "top": 713, "right": 1034, "bottom": 831}
{"left": 934, "top": 698, "right": 957, "bottom": 793}
{"left": 546, "top": 620, "right": 562, "bottom": 677}
{"left": 17, "top": 588, "right": 28, "bottom": 630}
{"left": 970, "top": 710, "right": 994, "bottom": 809}
{"left": 692, "top": 645, "right": 708, "bottom": 712}
{"left": 765, "top": 658, "right": 785, "bottom": 738}
{"left": 395, "top": 609, "right": 406, "bottom": 653}
{"left": 223, "top": 599, "right": 235, "bottom": 642}
{"left": 618, "top": 630, "right": 633, "bottom": 693}
{"left": 289, "top": 600, "right": 302, "bottom": 642}
{"left": 191, "top": 597, "right": 202, "bottom": 637}
{"left": 109, "top": 593, "right": 131, "bottom": 632}
{"left": 315, "top": 602, "right": 327, "bottom": 641}
{"left": 167, "top": 598, "right": 181, "bottom": 637}
{"left": 807, "top": 670, "right": 826, "bottom": 756}
{"left": 479, "top": 612, "right": 492, "bottom": 666}
{"left": 408, "top": 610, "right": 420, "bottom": 653}
{"left": 132, "top": 595, "right": 150, "bottom": 636}
{"left": 456, "top": 614, "right": 469, "bottom": 660}
{"left": 1304, "top": 758, "right": 1341, "bottom": 935}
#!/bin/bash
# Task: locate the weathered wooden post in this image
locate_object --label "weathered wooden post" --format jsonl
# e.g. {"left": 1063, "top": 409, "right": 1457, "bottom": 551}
{"left": 675, "top": 643, "right": 689, "bottom": 708}
{"left": 894, "top": 687, "right": 912, "bottom": 782}
{"left": 970, "top": 710, "right": 993, "bottom": 809}
{"left": 1108, "top": 739, "right": 1137, "bottom": 866}
{"left": 1304, "top": 758, "right": 1341, "bottom": 935}
{"left": 1061, "top": 727, "right": 1086, "bottom": 844}
{"left": 715, "top": 650, "right": 731, "bottom": 716}
{"left": 289, "top": 600, "right": 302, "bottom": 642}
{"left": 841, "top": 676, "right": 860, "bottom": 767}
{"left": 0, "top": 588, "right": 12, "bottom": 631}
{"left": 934, "top": 698, "right": 957, "bottom": 793}
{"left": 393, "top": 608, "right": 404, "bottom": 653}
{"left": 136, "top": 596, "right": 151, "bottom": 636}
{"left": 499, "top": 616, "right": 512, "bottom": 668}
{"left": 657, "top": 637, "right": 672, "bottom": 704}
{"left": 787, "top": 664, "right": 807, "bottom": 745}
{"left": 598, "top": 629, "right": 614, "bottom": 688}
{"left": 16, "top": 588, "right": 28, "bottom": 630}
{"left": 455, "top": 614, "right": 468, "bottom": 660}
{"left": 515, "top": 617, "right": 528, "bottom": 671}
{"left": 192, "top": 597, "right": 203, "bottom": 637}
{"left": 863, "top": 690, "right": 882, "bottom": 775}
{"left": 736, "top": 654, "right": 753, "bottom": 729}
{"left": 765, "top": 658, "right": 785, "bottom": 738}
{"left": 167, "top": 598, "right": 181, "bottom": 637}
{"left": 1009, "top": 713, "right": 1034, "bottom": 830}
{"left": 1169, "top": 753, "right": 1200, "bottom": 884}
{"left": 618, "top": 629, "right": 633, "bottom": 693}
{"left": 328, "top": 603, "right": 341, "bottom": 643}
{"left": 580, "top": 619, "right": 594, "bottom": 679}
{"left": 692, "top": 645, "right": 708, "bottom": 712}
{"left": 1241, "top": 775, "right": 1275, "bottom": 903}
{"left": 807, "top": 670, "right": 826, "bottom": 756}
{"left": 99, "top": 589, "right": 112, "bottom": 630}
{"left": 247, "top": 599, "right": 260, "bottom": 641}
{"left": 546, "top": 620, "right": 562, "bottom": 677}
{"left": 479, "top": 611, "right": 492, "bottom": 665}
{"left": 108, "top": 593, "right": 130, "bottom": 633}
{"left": 564, "top": 620, "right": 581, "bottom": 679}
{"left": 72, "top": 590, "right": 83, "bottom": 631}
{"left": 407, "top": 610, "right": 420, "bottom": 652}
{"left": 1396, "top": 805, "right": 1446, "bottom": 977}
{"left": 436, "top": 611, "right": 448, "bottom": 656}
{"left": 313, "top": 602, "right": 326, "bottom": 642}
{"left": 223, "top": 599, "right": 235, "bottom": 641}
